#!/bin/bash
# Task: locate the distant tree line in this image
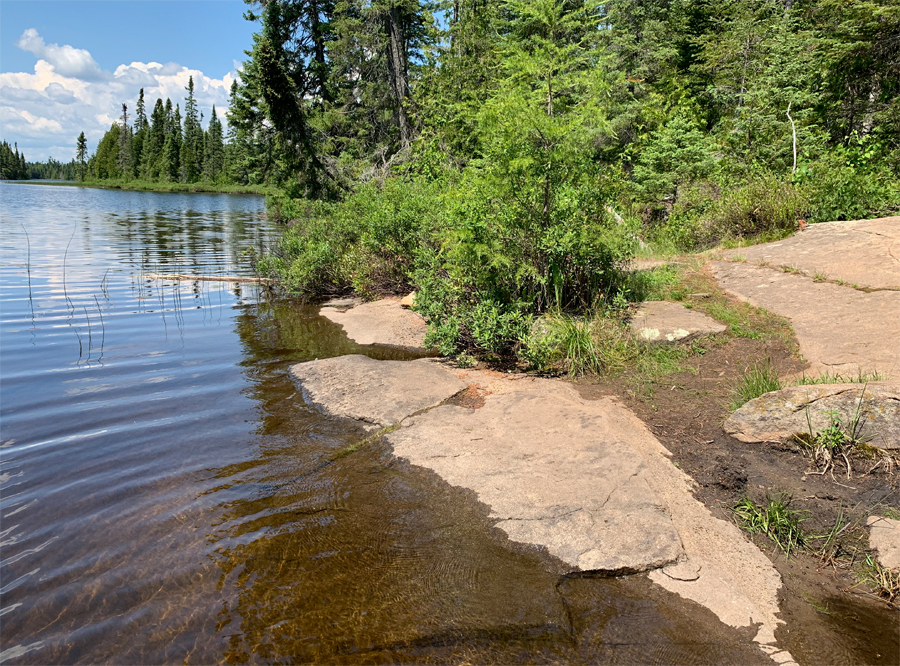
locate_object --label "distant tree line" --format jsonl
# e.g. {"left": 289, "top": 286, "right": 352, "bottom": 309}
{"left": 1, "top": 141, "right": 78, "bottom": 180}
{"left": 0, "top": 142, "right": 28, "bottom": 180}
{"left": 82, "top": 78, "right": 229, "bottom": 185}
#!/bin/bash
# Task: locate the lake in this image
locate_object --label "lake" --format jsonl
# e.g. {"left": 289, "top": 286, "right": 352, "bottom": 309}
{"left": 0, "top": 183, "right": 866, "bottom": 665}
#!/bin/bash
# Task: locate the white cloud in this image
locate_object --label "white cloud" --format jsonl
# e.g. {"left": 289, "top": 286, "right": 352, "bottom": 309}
{"left": 16, "top": 28, "right": 106, "bottom": 82}
{"left": 0, "top": 29, "right": 238, "bottom": 161}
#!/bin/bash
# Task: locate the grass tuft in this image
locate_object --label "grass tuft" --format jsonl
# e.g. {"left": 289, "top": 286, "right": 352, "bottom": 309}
{"left": 730, "top": 360, "right": 782, "bottom": 410}
{"left": 794, "top": 370, "right": 886, "bottom": 386}
{"left": 733, "top": 493, "right": 807, "bottom": 557}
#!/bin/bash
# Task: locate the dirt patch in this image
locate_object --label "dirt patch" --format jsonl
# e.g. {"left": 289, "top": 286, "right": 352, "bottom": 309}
{"left": 575, "top": 334, "right": 899, "bottom": 664}
{"left": 443, "top": 384, "right": 488, "bottom": 409}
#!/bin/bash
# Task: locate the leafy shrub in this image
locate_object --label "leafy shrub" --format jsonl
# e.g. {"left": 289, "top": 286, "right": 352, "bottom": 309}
{"left": 414, "top": 169, "right": 635, "bottom": 357}
{"left": 260, "top": 178, "right": 442, "bottom": 298}
{"left": 798, "top": 155, "right": 900, "bottom": 223}
{"left": 695, "top": 176, "right": 807, "bottom": 246}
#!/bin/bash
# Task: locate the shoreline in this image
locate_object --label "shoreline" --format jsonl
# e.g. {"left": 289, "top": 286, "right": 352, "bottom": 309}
{"left": 3, "top": 179, "right": 275, "bottom": 196}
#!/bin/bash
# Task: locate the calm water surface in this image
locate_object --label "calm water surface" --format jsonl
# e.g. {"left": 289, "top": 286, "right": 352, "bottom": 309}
{"left": 0, "top": 184, "right": 892, "bottom": 665}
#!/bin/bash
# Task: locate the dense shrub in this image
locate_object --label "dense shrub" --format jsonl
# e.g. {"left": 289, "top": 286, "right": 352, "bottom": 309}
{"left": 260, "top": 179, "right": 442, "bottom": 299}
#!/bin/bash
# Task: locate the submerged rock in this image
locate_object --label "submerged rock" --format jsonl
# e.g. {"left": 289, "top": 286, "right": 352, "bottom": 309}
{"left": 629, "top": 300, "right": 726, "bottom": 343}
{"left": 386, "top": 383, "right": 683, "bottom": 574}
{"left": 724, "top": 382, "right": 900, "bottom": 450}
{"left": 291, "top": 355, "right": 466, "bottom": 428}
{"left": 320, "top": 298, "right": 428, "bottom": 349}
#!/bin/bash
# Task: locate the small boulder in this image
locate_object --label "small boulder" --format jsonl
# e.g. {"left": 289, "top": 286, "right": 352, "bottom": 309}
{"left": 725, "top": 382, "right": 900, "bottom": 450}
{"left": 400, "top": 291, "right": 417, "bottom": 308}
{"left": 629, "top": 301, "right": 726, "bottom": 343}
{"left": 291, "top": 355, "right": 466, "bottom": 428}
{"left": 867, "top": 516, "right": 900, "bottom": 570}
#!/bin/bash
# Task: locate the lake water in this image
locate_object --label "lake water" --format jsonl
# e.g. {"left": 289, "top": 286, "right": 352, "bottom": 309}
{"left": 0, "top": 183, "right": 892, "bottom": 665}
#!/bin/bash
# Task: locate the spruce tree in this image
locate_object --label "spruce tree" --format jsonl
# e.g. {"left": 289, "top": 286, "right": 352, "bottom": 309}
{"left": 203, "top": 105, "right": 226, "bottom": 182}
{"left": 117, "top": 103, "right": 134, "bottom": 178}
{"left": 180, "top": 76, "right": 202, "bottom": 182}
{"left": 76, "top": 132, "right": 88, "bottom": 181}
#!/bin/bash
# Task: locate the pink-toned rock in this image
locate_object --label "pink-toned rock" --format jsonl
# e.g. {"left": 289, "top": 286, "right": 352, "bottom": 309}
{"left": 721, "top": 216, "right": 900, "bottom": 290}
{"left": 711, "top": 261, "right": 899, "bottom": 380}
{"left": 629, "top": 301, "right": 726, "bottom": 343}
{"left": 320, "top": 298, "right": 427, "bottom": 349}
{"left": 867, "top": 516, "right": 900, "bottom": 570}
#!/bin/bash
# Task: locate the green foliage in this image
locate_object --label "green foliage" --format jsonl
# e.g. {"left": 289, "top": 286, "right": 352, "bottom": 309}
{"left": 261, "top": 178, "right": 442, "bottom": 299}
{"left": 733, "top": 493, "right": 807, "bottom": 557}
{"left": 730, "top": 361, "right": 782, "bottom": 410}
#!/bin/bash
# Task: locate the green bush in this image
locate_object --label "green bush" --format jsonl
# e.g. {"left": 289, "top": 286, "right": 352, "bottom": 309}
{"left": 798, "top": 156, "right": 900, "bottom": 223}
{"left": 260, "top": 178, "right": 443, "bottom": 298}
{"left": 413, "top": 168, "right": 635, "bottom": 357}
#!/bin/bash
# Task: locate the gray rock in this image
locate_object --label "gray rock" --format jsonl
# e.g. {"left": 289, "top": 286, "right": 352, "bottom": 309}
{"left": 725, "top": 382, "right": 900, "bottom": 450}
{"left": 711, "top": 261, "right": 900, "bottom": 380}
{"left": 867, "top": 516, "right": 900, "bottom": 570}
{"left": 721, "top": 216, "right": 900, "bottom": 290}
{"left": 320, "top": 298, "right": 428, "bottom": 349}
{"left": 386, "top": 383, "right": 683, "bottom": 574}
{"left": 291, "top": 355, "right": 466, "bottom": 428}
{"left": 629, "top": 300, "right": 727, "bottom": 343}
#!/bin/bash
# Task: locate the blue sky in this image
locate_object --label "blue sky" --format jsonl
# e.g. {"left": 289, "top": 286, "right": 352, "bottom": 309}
{"left": 0, "top": 1, "right": 259, "bottom": 161}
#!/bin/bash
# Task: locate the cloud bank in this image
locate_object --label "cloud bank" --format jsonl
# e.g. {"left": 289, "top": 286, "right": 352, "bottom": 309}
{"left": 0, "top": 29, "right": 239, "bottom": 161}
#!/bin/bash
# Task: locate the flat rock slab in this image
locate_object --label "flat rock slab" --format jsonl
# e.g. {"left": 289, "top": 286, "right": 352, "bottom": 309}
{"left": 629, "top": 300, "right": 726, "bottom": 343}
{"left": 387, "top": 383, "right": 683, "bottom": 574}
{"left": 721, "top": 216, "right": 900, "bottom": 290}
{"left": 725, "top": 382, "right": 900, "bottom": 450}
{"left": 711, "top": 261, "right": 900, "bottom": 379}
{"left": 867, "top": 516, "right": 900, "bottom": 570}
{"left": 320, "top": 298, "right": 428, "bottom": 349}
{"left": 291, "top": 355, "right": 466, "bottom": 428}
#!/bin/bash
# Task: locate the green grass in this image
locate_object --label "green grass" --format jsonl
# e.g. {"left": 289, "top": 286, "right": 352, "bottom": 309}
{"left": 733, "top": 493, "right": 807, "bottom": 557}
{"left": 12, "top": 179, "right": 275, "bottom": 196}
{"left": 794, "top": 370, "right": 886, "bottom": 385}
{"left": 730, "top": 360, "right": 782, "bottom": 410}
{"left": 522, "top": 313, "right": 636, "bottom": 378}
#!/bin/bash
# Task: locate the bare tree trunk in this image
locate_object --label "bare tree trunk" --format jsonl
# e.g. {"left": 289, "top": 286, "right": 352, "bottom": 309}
{"left": 786, "top": 101, "right": 797, "bottom": 174}
{"left": 385, "top": 6, "right": 412, "bottom": 146}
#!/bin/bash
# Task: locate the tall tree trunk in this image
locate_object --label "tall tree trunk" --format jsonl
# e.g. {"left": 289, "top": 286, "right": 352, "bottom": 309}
{"left": 385, "top": 6, "right": 412, "bottom": 146}
{"left": 309, "top": 0, "right": 334, "bottom": 103}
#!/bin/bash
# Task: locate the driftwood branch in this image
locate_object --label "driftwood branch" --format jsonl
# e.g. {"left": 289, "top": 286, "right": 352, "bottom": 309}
{"left": 147, "top": 273, "right": 275, "bottom": 285}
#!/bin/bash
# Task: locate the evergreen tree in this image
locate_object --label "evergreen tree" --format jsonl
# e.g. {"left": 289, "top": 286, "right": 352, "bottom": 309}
{"left": 203, "top": 105, "right": 226, "bottom": 181}
{"left": 141, "top": 98, "right": 167, "bottom": 179}
{"left": 132, "top": 88, "right": 148, "bottom": 175}
{"left": 180, "top": 77, "right": 202, "bottom": 182}
{"left": 117, "top": 103, "right": 134, "bottom": 178}
{"left": 76, "top": 132, "right": 88, "bottom": 181}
